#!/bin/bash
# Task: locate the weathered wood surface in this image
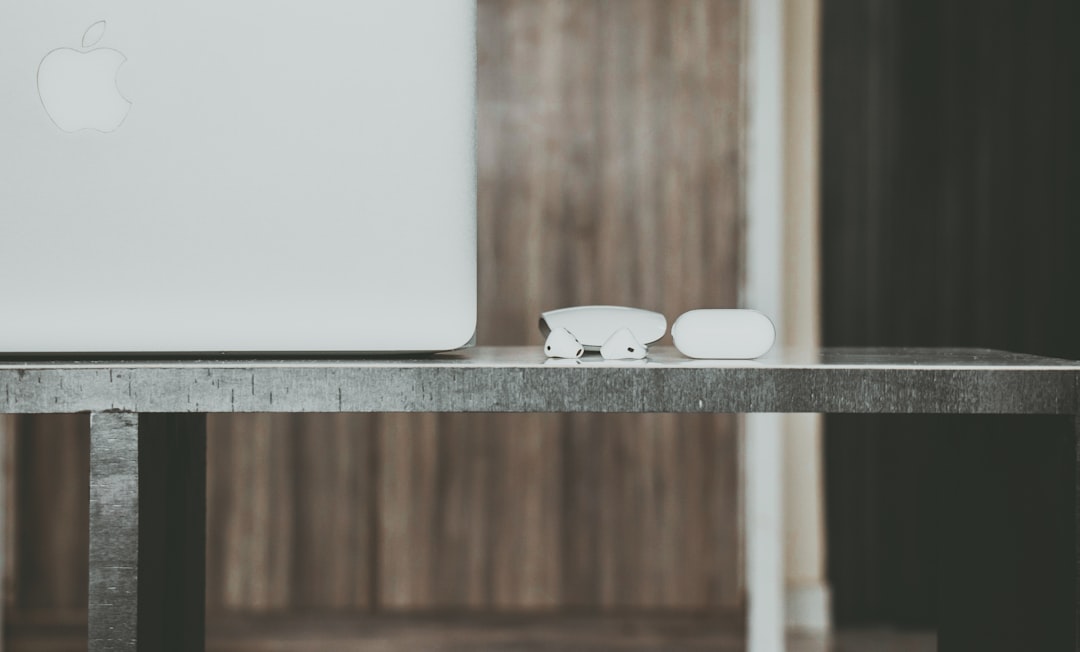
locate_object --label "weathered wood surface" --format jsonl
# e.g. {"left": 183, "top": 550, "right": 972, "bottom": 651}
{"left": 88, "top": 413, "right": 207, "bottom": 652}
{"left": 206, "top": 414, "right": 375, "bottom": 611}
{"left": 377, "top": 414, "right": 565, "bottom": 609}
{"left": 88, "top": 413, "right": 139, "bottom": 651}
{"left": 0, "top": 348, "right": 1076, "bottom": 415}
{"left": 10, "top": 415, "right": 88, "bottom": 613}
{"left": 207, "top": 412, "right": 743, "bottom": 611}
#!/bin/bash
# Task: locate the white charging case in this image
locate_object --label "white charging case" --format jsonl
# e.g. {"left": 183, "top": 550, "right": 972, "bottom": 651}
{"left": 539, "top": 306, "right": 667, "bottom": 351}
{"left": 671, "top": 309, "right": 775, "bottom": 359}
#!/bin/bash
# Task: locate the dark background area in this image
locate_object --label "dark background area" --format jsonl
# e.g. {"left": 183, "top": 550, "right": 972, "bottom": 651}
{"left": 823, "top": 0, "right": 1080, "bottom": 631}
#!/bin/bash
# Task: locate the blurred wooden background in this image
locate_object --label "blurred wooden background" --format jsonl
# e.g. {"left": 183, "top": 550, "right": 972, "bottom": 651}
{"left": 3, "top": 0, "right": 746, "bottom": 629}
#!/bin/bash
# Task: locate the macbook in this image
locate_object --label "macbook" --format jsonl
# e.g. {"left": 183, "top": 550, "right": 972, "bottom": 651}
{"left": 0, "top": 0, "right": 476, "bottom": 353}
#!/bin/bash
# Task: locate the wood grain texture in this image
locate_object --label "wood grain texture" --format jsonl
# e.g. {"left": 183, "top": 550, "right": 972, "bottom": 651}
{"left": 0, "top": 349, "right": 1074, "bottom": 415}
{"left": 375, "top": 0, "right": 745, "bottom": 610}
{"left": 288, "top": 414, "right": 375, "bottom": 609}
{"left": 88, "top": 413, "right": 138, "bottom": 651}
{"left": 14, "top": 415, "right": 88, "bottom": 612}
{"left": 476, "top": 0, "right": 743, "bottom": 332}
{"left": 206, "top": 414, "right": 293, "bottom": 611}
{"left": 488, "top": 0, "right": 745, "bottom": 609}
{"left": 205, "top": 414, "right": 376, "bottom": 612}
{"left": 559, "top": 414, "right": 740, "bottom": 609}
{"left": 378, "top": 414, "right": 563, "bottom": 610}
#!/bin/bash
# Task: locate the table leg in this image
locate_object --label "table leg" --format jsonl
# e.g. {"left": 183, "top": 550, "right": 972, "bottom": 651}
{"left": 89, "top": 412, "right": 206, "bottom": 652}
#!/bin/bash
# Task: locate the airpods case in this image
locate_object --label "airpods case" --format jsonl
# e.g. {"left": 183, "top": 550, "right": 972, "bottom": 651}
{"left": 671, "top": 309, "right": 775, "bottom": 359}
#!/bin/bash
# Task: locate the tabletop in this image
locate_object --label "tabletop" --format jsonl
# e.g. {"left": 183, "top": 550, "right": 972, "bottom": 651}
{"left": 0, "top": 346, "right": 1076, "bottom": 415}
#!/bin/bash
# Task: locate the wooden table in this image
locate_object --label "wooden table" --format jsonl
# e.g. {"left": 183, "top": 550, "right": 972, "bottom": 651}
{"left": 1, "top": 346, "right": 1077, "bottom": 651}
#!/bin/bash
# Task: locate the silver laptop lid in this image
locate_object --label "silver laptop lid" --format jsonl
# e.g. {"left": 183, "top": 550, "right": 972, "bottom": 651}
{"left": 0, "top": 0, "right": 476, "bottom": 353}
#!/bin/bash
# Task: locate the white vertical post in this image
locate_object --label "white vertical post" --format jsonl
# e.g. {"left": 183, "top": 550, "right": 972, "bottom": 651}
{"left": 744, "top": 0, "right": 786, "bottom": 650}
{"left": 782, "top": 0, "right": 830, "bottom": 634}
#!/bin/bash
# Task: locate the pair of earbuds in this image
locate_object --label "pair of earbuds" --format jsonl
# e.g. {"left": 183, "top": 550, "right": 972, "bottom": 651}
{"left": 538, "top": 305, "right": 777, "bottom": 360}
{"left": 538, "top": 305, "right": 664, "bottom": 361}
{"left": 545, "top": 327, "right": 647, "bottom": 360}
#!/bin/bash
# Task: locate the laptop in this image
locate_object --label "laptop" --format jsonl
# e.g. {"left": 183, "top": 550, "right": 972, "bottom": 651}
{"left": 0, "top": 0, "right": 476, "bottom": 354}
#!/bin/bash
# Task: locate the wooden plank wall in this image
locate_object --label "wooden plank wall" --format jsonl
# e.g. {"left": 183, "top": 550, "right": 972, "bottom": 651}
{"left": 5, "top": 0, "right": 746, "bottom": 619}
{"left": 6, "top": 415, "right": 89, "bottom": 624}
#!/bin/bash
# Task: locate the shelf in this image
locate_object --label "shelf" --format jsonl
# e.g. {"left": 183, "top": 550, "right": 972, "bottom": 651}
{"left": 0, "top": 347, "right": 1076, "bottom": 415}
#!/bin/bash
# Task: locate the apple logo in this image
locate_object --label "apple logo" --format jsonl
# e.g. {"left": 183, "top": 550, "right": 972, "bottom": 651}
{"left": 37, "top": 21, "right": 132, "bottom": 133}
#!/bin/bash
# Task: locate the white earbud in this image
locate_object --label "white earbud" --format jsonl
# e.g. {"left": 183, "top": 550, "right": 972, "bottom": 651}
{"left": 600, "top": 328, "right": 648, "bottom": 360}
{"left": 544, "top": 327, "right": 584, "bottom": 359}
